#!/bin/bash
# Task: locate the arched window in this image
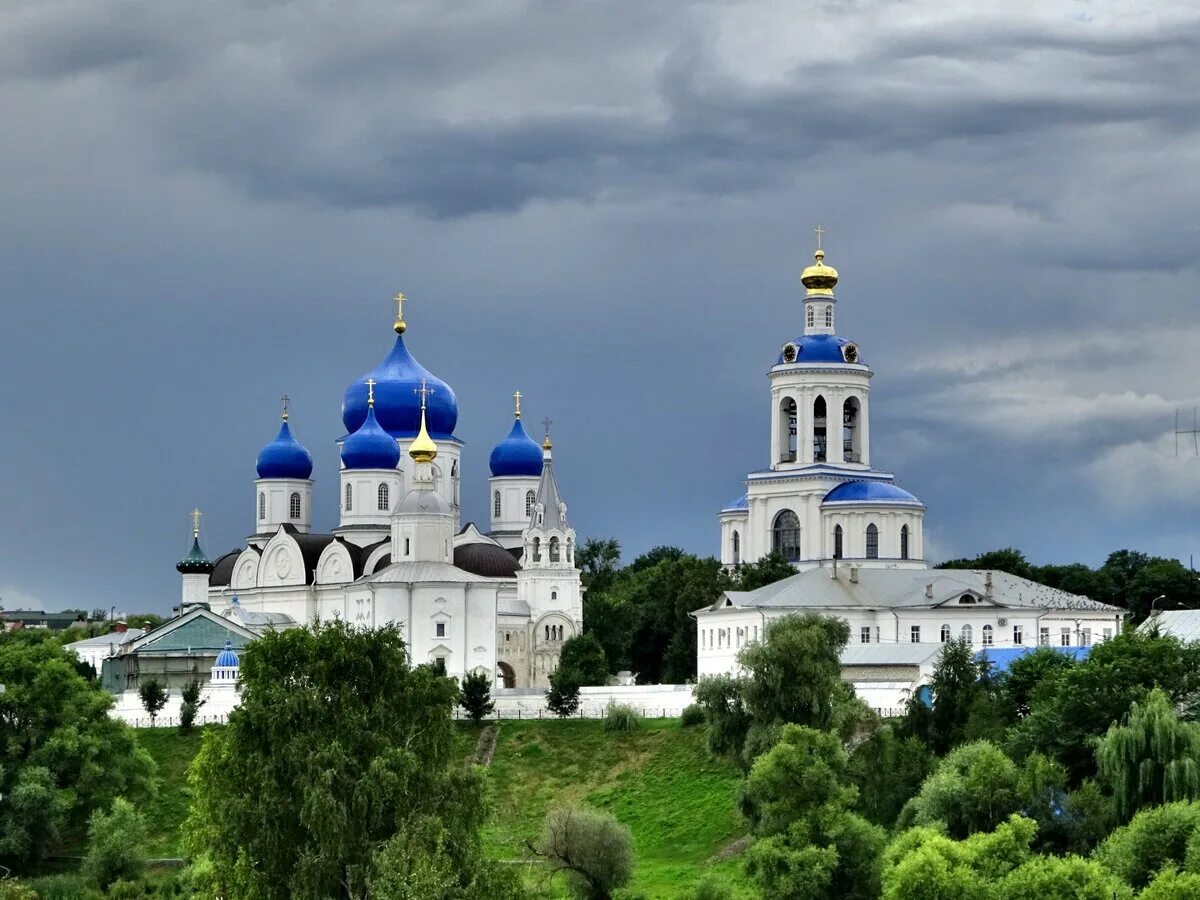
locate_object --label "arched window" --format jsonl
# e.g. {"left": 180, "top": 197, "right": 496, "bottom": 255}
{"left": 732, "top": 531, "right": 741, "bottom": 565}
{"left": 780, "top": 397, "right": 798, "bottom": 463}
{"left": 549, "top": 536, "right": 561, "bottom": 562}
{"left": 258, "top": 492, "right": 266, "bottom": 521}
{"left": 900, "top": 525, "right": 910, "bottom": 560}
{"left": 833, "top": 525, "right": 843, "bottom": 559}
{"left": 375, "top": 483, "right": 388, "bottom": 511}
{"left": 344, "top": 483, "right": 353, "bottom": 512}
{"left": 493, "top": 490, "right": 501, "bottom": 518}
{"left": 813, "top": 395, "right": 827, "bottom": 461}
{"left": 289, "top": 492, "right": 301, "bottom": 520}
{"left": 545, "top": 625, "right": 550, "bottom": 640}
{"left": 842, "top": 397, "right": 861, "bottom": 462}
{"left": 567, "top": 538, "right": 574, "bottom": 565}
{"left": 961, "top": 624, "right": 973, "bottom": 643}
{"left": 526, "top": 490, "right": 536, "bottom": 515}
{"left": 865, "top": 523, "right": 879, "bottom": 559}
{"left": 940, "top": 624, "right": 951, "bottom": 642}
{"left": 551, "top": 590, "right": 558, "bottom": 600}
{"left": 824, "top": 305, "right": 833, "bottom": 327}
{"left": 807, "top": 305, "right": 815, "bottom": 328}
{"left": 533, "top": 537, "right": 542, "bottom": 562}
{"left": 982, "top": 624, "right": 994, "bottom": 646}
{"left": 772, "top": 510, "right": 801, "bottom": 562}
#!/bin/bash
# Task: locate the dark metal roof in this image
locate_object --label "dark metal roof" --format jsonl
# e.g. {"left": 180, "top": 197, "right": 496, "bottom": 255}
{"left": 454, "top": 541, "right": 521, "bottom": 578}
{"left": 280, "top": 525, "right": 336, "bottom": 584}
{"left": 210, "top": 548, "right": 246, "bottom": 587}
{"left": 371, "top": 553, "right": 391, "bottom": 574}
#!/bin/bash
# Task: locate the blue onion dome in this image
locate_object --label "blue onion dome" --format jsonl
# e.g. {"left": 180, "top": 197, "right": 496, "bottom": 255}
{"left": 777, "top": 334, "right": 864, "bottom": 365}
{"left": 822, "top": 480, "right": 923, "bottom": 507}
{"left": 256, "top": 420, "right": 314, "bottom": 480}
{"left": 176, "top": 536, "right": 214, "bottom": 574}
{"left": 489, "top": 417, "right": 544, "bottom": 477}
{"left": 342, "top": 335, "right": 458, "bottom": 439}
{"left": 215, "top": 639, "right": 239, "bottom": 668}
{"left": 341, "top": 401, "right": 401, "bottom": 470}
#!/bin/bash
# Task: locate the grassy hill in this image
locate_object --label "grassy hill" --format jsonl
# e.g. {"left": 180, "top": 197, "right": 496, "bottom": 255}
{"left": 131, "top": 718, "right": 750, "bottom": 897}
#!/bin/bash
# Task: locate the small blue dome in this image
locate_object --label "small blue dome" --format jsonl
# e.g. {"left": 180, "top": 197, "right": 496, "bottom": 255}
{"left": 822, "top": 480, "right": 923, "bottom": 506}
{"left": 342, "top": 336, "right": 458, "bottom": 439}
{"left": 723, "top": 495, "right": 749, "bottom": 511}
{"left": 777, "top": 334, "right": 864, "bottom": 365}
{"left": 341, "top": 404, "right": 401, "bottom": 470}
{"left": 489, "top": 418, "right": 544, "bottom": 477}
{"left": 215, "top": 639, "right": 239, "bottom": 668}
{"left": 256, "top": 421, "right": 313, "bottom": 480}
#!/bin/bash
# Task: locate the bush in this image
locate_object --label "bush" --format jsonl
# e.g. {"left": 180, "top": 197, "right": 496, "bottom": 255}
{"left": 690, "top": 876, "right": 733, "bottom": 900}
{"left": 24, "top": 875, "right": 103, "bottom": 900}
{"left": 534, "top": 804, "right": 634, "bottom": 900}
{"left": 0, "top": 881, "right": 38, "bottom": 900}
{"left": 1093, "top": 801, "right": 1200, "bottom": 889}
{"left": 680, "top": 703, "right": 705, "bottom": 728}
{"left": 459, "top": 670, "right": 495, "bottom": 724}
{"left": 104, "top": 880, "right": 144, "bottom": 900}
{"left": 83, "top": 798, "right": 146, "bottom": 889}
{"left": 604, "top": 703, "right": 641, "bottom": 733}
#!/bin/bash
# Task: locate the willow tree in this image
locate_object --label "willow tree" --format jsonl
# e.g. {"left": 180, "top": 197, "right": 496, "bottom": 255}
{"left": 1096, "top": 687, "right": 1200, "bottom": 821}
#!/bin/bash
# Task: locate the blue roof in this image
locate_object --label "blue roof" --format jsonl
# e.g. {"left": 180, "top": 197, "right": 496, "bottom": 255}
{"left": 341, "top": 404, "right": 401, "bottom": 470}
{"left": 777, "top": 334, "right": 864, "bottom": 365}
{"left": 256, "top": 421, "right": 314, "bottom": 480}
{"left": 342, "top": 335, "right": 458, "bottom": 440}
{"left": 976, "top": 646, "right": 1090, "bottom": 675}
{"left": 489, "top": 418, "right": 543, "bottom": 478}
{"left": 724, "top": 494, "right": 749, "bottom": 511}
{"left": 822, "top": 480, "right": 923, "bottom": 506}
{"left": 214, "top": 639, "right": 239, "bottom": 668}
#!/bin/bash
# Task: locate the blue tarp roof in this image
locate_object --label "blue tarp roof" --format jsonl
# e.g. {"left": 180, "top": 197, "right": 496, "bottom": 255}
{"left": 976, "top": 646, "right": 1091, "bottom": 675}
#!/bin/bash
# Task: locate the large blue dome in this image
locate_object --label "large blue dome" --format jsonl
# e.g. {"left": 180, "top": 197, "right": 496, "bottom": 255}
{"left": 777, "top": 334, "right": 865, "bottom": 365}
{"left": 256, "top": 421, "right": 313, "bottom": 480}
{"left": 489, "top": 418, "right": 543, "bottom": 477}
{"left": 341, "top": 404, "right": 401, "bottom": 470}
{"left": 342, "top": 336, "right": 458, "bottom": 439}
{"left": 822, "top": 480, "right": 923, "bottom": 507}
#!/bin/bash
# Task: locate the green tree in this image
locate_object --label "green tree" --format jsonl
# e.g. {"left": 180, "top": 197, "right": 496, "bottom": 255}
{"left": 576, "top": 538, "right": 621, "bottom": 595}
{"left": 184, "top": 619, "right": 491, "bottom": 900}
{"left": 547, "top": 671, "right": 581, "bottom": 717}
{"left": 369, "top": 815, "right": 525, "bottom": 899}
{"left": 1140, "top": 869, "right": 1200, "bottom": 900}
{"left": 532, "top": 804, "right": 633, "bottom": 900}
{"left": 1093, "top": 801, "right": 1200, "bottom": 889}
{"left": 995, "top": 646, "right": 1077, "bottom": 721}
{"left": 937, "top": 548, "right": 1035, "bottom": 579}
{"left": 459, "top": 670, "right": 495, "bottom": 723}
{"left": 900, "top": 639, "right": 991, "bottom": 755}
{"left": 179, "top": 678, "right": 206, "bottom": 732}
{"left": 743, "top": 726, "right": 856, "bottom": 834}
{"left": 692, "top": 674, "right": 752, "bottom": 765}
{"left": 137, "top": 678, "right": 169, "bottom": 725}
{"left": 1096, "top": 688, "right": 1200, "bottom": 820}
{"left": 0, "top": 635, "right": 154, "bottom": 872}
{"left": 557, "top": 634, "right": 609, "bottom": 687}
{"left": 901, "top": 741, "right": 1022, "bottom": 838}
{"left": 849, "top": 726, "right": 933, "bottom": 828}
{"left": 82, "top": 798, "right": 146, "bottom": 889}
{"left": 735, "top": 552, "right": 797, "bottom": 591}
{"left": 998, "top": 854, "right": 1131, "bottom": 900}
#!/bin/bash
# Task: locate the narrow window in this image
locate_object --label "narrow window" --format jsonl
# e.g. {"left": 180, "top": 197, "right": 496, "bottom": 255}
{"left": 865, "top": 523, "right": 879, "bottom": 559}
{"left": 807, "top": 305, "right": 815, "bottom": 328}
{"left": 1039, "top": 626, "right": 1050, "bottom": 646}
{"left": 551, "top": 590, "right": 558, "bottom": 600}
{"left": 545, "top": 625, "right": 550, "bottom": 640}
{"left": 433, "top": 657, "right": 446, "bottom": 675}
{"left": 772, "top": 510, "right": 801, "bottom": 562}
{"left": 1103, "top": 627, "right": 1113, "bottom": 641}
{"left": 833, "top": 525, "right": 843, "bottom": 559}
{"left": 344, "top": 483, "right": 353, "bottom": 512}
{"left": 404, "top": 537, "right": 410, "bottom": 556}
{"left": 940, "top": 624, "right": 951, "bottom": 642}
{"left": 961, "top": 624, "right": 973, "bottom": 643}
{"left": 813, "top": 395, "right": 827, "bottom": 461}
{"left": 732, "top": 531, "right": 741, "bottom": 565}
{"left": 533, "top": 537, "right": 541, "bottom": 562}
{"left": 824, "top": 305, "right": 833, "bottom": 327}
{"left": 1081, "top": 628, "right": 1092, "bottom": 647}
{"left": 900, "top": 525, "right": 909, "bottom": 560}
{"left": 289, "top": 492, "right": 301, "bottom": 520}
{"left": 377, "top": 483, "right": 389, "bottom": 512}
{"left": 910, "top": 625, "right": 921, "bottom": 643}
{"left": 549, "top": 536, "right": 561, "bottom": 562}
{"left": 526, "top": 490, "right": 536, "bottom": 515}
{"left": 259, "top": 492, "right": 266, "bottom": 521}
{"left": 861, "top": 626, "right": 871, "bottom": 644}
{"left": 493, "top": 490, "right": 501, "bottom": 519}
{"left": 1013, "top": 625, "right": 1023, "bottom": 645}
{"left": 436, "top": 622, "right": 446, "bottom": 638}
{"left": 982, "top": 624, "right": 994, "bottom": 646}
{"left": 1060, "top": 628, "right": 1071, "bottom": 646}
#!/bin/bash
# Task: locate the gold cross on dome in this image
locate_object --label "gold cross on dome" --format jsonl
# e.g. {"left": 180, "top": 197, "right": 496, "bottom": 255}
{"left": 414, "top": 377, "right": 434, "bottom": 410}
{"left": 514, "top": 390, "right": 523, "bottom": 419}
{"left": 541, "top": 417, "right": 553, "bottom": 435}
{"left": 366, "top": 378, "right": 376, "bottom": 406}
{"left": 280, "top": 394, "right": 290, "bottom": 421}
{"left": 191, "top": 507, "right": 202, "bottom": 537}
{"left": 393, "top": 291, "right": 408, "bottom": 334}
{"left": 814, "top": 224, "right": 825, "bottom": 250}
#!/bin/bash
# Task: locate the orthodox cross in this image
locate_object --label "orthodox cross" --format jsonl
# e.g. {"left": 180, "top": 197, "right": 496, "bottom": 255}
{"left": 414, "top": 377, "right": 435, "bottom": 410}
{"left": 191, "top": 507, "right": 203, "bottom": 538}
{"left": 280, "top": 394, "right": 290, "bottom": 421}
{"left": 393, "top": 291, "right": 408, "bottom": 334}
{"left": 513, "top": 390, "right": 523, "bottom": 419}
{"left": 366, "top": 378, "right": 376, "bottom": 406}
{"left": 814, "top": 224, "right": 825, "bottom": 250}
{"left": 541, "top": 417, "right": 553, "bottom": 438}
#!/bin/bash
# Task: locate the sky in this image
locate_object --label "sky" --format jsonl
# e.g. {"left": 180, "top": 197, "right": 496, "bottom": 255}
{"left": 1, "top": 0, "right": 1199, "bottom": 615}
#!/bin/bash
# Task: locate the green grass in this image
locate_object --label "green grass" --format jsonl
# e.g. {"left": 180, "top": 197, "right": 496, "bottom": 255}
{"left": 126, "top": 720, "right": 752, "bottom": 897}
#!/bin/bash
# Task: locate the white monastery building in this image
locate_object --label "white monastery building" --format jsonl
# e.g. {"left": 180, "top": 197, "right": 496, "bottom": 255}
{"left": 697, "top": 240, "right": 1125, "bottom": 684}
{"left": 180, "top": 296, "right": 583, "bottom": 689}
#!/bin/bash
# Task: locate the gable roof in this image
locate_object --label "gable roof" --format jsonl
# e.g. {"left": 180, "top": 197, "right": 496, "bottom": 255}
{"left": 122, "top": 607, "right": 258, "bottom": 656}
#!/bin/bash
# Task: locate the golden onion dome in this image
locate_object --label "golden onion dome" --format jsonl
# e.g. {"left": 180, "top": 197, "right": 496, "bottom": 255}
{"left": 542, "top": 433, "right": 553, "bottom": 451}
{"left": 801, "top": 248, "right": 838, "bottom": 296}
{"left": 408, "top": 407, "right": 438, "bottom": 463}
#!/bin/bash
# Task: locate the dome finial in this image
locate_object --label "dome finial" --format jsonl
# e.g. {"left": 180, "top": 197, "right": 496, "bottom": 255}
{"left": 393, "top": 291, "right": 407, "bottom": 335}
{"left": 514, "top": 389, "right": 523, "bottom": 419}
{"left": 366, "top": 378, "right": 376, "bottom": 407}
{"left": 191, "top": 507, "right": 203, "bottom": 539}
{"left": 541, "top": 416, "right": 553, "bottom": 451}
{"left": 409, "top": 378, "right": 438, "bottom": 463}
{"left": 801, "top": 225, "right": 839, "bottom": 296}
{"left": 280, "top": 394, "right": 289, "bottom": 421}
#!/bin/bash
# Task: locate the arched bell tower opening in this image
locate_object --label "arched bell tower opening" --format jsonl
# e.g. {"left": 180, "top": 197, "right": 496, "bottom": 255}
{"left": 813, "top": 396, "right": 827, "bottom": 463}
{"left": 772, "top": 509, "right": 801, "bottom": 562}
{"left": 842, "top": 397, "right": 861, "bottom": 464}
{"left": 778, "top": 397, "right": 798, "bottom": 464}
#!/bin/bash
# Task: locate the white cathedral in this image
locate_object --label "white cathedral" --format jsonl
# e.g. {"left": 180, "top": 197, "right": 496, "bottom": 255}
{"left": 180, "top": 299, "right": 582, "bottom": 689}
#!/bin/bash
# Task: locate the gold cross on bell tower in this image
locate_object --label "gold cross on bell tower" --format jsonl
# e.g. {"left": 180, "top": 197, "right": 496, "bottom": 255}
{"left": 814, "top": 224, "right": 825, "bottom": 250}
{"left": 366, "top": 378, "right": 376, "bottom": 406}
{"left": 513, "top": 390, "right": 523, "bottom": 419}
{"left": 414, "top": 377, "right": 434, "bottom": 409}
{"left": 393, "top": 291, "right": 407, "bottom": 335}
{"left": 191, "top": 507, "right": 202, "bottom": 538}
{"left": 280, "top": 394, "right": 289, "bottom": 421}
